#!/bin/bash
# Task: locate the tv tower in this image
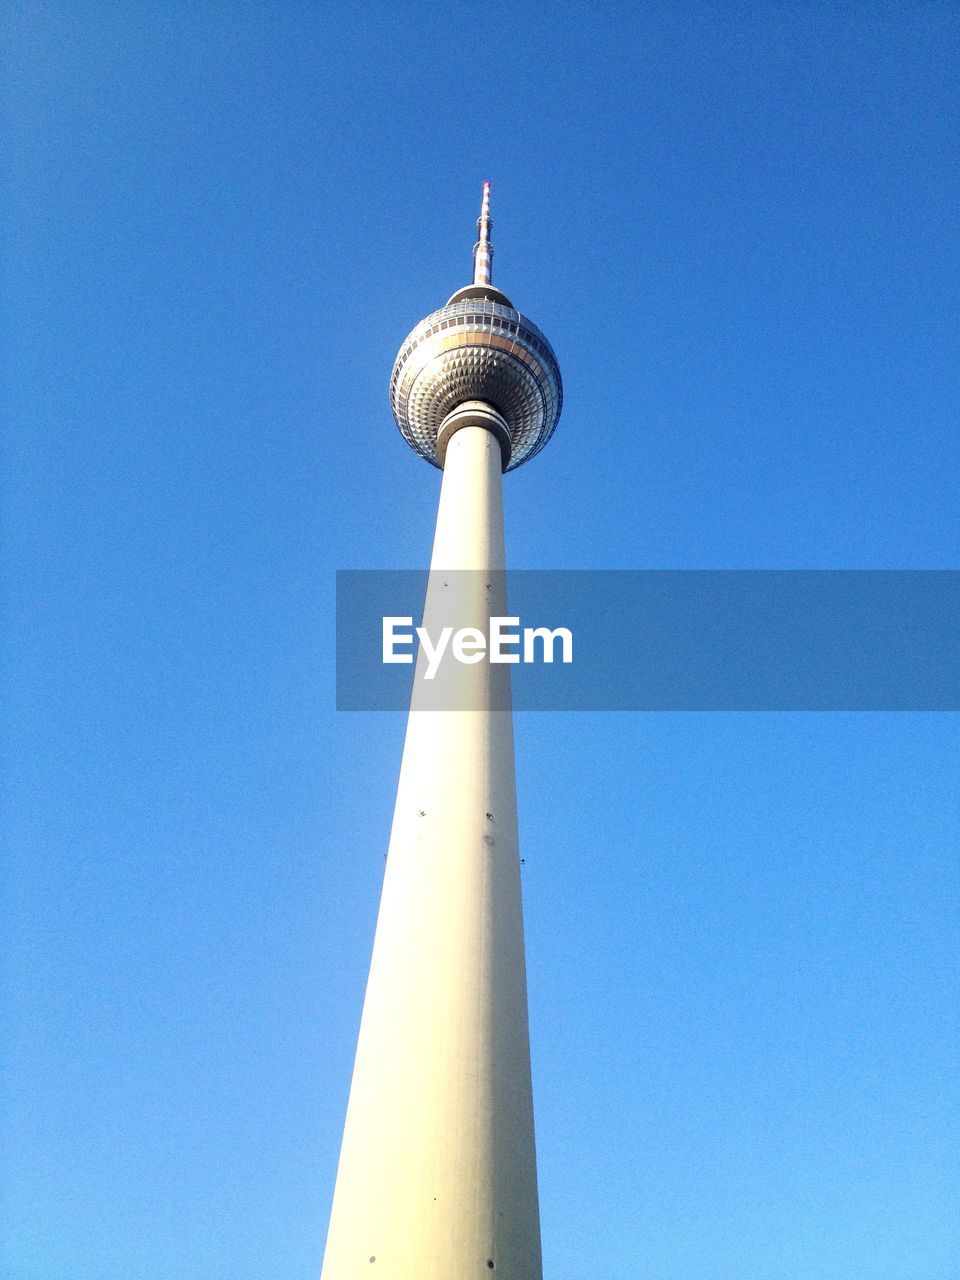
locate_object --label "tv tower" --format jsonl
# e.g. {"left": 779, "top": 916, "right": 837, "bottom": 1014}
{"left": 321, "top": 184, "right": 563, "bottom": 1280}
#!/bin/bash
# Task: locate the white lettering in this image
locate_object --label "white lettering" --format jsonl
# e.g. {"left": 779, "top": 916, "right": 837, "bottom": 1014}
{"left": 489, "top": 616, "right": 521, "bottom": 663}
{"left": 383, "top": 616, "right": 414, "bottom": 664}
{"left": 523, "top": 626, "right": 573, "bottom": 664}
{"left": 382, "top": 617, "right": 573, "bottom": 673}
{"left": 452, "top": 627, "right": 487, "bottom": 665}
{"left": 418, "top": 625, "right": 453, "bottom": 680}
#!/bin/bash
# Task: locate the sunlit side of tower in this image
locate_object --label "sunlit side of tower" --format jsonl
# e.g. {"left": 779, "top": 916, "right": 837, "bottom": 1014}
{"left": 321, "top": 185, "right": 562, "bottom": 1280}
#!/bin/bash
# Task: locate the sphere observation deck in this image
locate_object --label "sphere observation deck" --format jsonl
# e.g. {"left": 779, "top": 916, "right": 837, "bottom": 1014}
{"left": 389, "top": 186, "right": 562, "bottom": 472}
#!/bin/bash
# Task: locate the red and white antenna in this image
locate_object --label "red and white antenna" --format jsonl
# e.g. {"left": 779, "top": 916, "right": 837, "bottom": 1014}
{"left": 472, "top": 180, "right": 493, "bottom": 286}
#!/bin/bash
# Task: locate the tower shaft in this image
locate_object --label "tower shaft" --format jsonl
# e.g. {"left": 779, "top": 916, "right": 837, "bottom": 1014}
{"left": 321, "top": 421, "right": 541, "bottom": 1280}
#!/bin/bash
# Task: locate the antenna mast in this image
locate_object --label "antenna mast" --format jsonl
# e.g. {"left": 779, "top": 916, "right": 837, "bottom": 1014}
{"left": 472, "top": 181, "right": 493, "bottom": 285}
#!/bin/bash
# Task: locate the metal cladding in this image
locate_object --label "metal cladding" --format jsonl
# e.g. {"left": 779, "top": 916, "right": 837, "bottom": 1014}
{"left": 389, "top": 184, "right": 562, "bottom": 472}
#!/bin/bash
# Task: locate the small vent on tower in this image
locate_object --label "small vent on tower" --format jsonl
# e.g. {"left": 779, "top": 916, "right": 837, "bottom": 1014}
{"left": 487, "top": 1260, "right": 495, "bottom": 1270}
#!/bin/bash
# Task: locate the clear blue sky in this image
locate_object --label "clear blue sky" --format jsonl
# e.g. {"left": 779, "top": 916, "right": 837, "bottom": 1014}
{"left": 2, "top": 3, "right": 958, "bottom": 1278}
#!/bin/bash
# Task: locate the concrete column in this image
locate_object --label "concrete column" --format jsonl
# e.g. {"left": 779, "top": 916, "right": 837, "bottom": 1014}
{"left": 321, "top": 418, "right": 541, "bottom": 1280}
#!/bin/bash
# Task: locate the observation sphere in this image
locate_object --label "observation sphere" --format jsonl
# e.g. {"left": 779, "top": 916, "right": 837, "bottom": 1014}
{"left": 390, "top": 283, "right": 563, "bottom": 472}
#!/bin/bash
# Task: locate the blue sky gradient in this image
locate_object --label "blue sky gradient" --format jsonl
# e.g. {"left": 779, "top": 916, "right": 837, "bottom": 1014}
{"left": 3, "top": 4, "right": 958, "bottom": 1278}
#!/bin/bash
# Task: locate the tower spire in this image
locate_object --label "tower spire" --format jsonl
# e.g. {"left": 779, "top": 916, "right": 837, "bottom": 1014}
{"left": 473, "top": 180, "right": 493, "bottom": 285}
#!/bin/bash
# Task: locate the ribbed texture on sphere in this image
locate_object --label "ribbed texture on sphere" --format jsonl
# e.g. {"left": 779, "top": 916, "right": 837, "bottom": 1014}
{"left": 390, "top": 298, "right": 562, "bottom": 471}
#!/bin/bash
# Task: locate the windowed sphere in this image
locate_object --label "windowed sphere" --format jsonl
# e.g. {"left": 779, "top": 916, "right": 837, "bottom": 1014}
{"left": 390, "top": 297, "right": 562, "bottom": 471}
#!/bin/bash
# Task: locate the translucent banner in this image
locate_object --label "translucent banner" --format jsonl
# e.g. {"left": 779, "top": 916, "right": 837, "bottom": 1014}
{"left": 335, "top": 571, "right": 959, "bottom": 711}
